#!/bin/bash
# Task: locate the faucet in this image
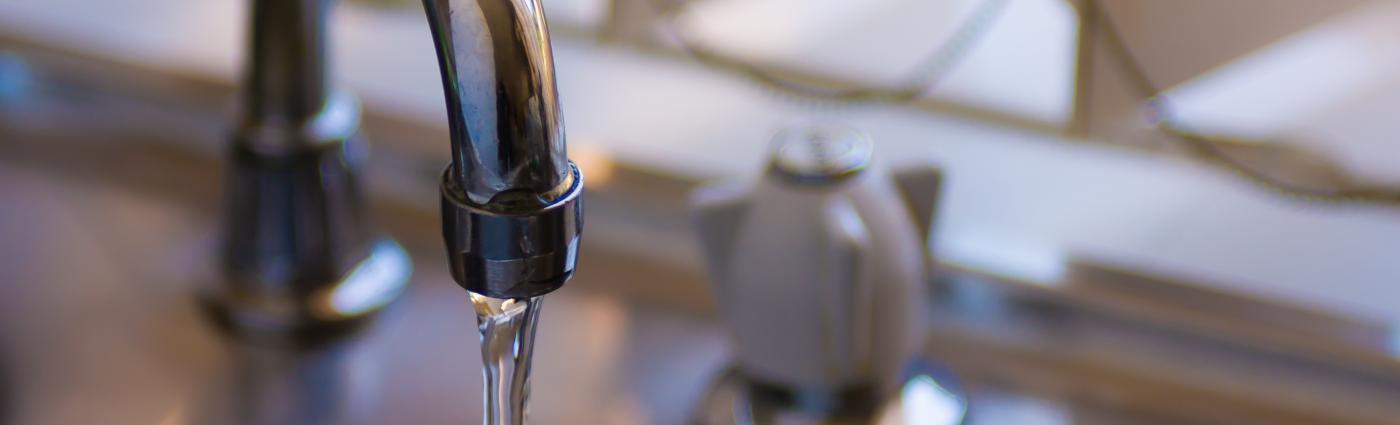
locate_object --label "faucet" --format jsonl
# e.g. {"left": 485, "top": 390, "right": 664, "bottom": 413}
{"left": 419, "top": 2, "right": 583, "bottom": 422}
{"left": 206, "top": 0, "right": 412, "bottom": 341}
{"left": 422, "top": 0, "right": 584, "bottom": 300}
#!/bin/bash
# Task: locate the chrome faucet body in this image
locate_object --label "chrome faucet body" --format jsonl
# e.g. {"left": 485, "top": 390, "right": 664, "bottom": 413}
{"left": 208, "top": 0, "right": 412, "bottom": 340}
{"left": 423, "top": 0, "right": 584, "bottom": 299}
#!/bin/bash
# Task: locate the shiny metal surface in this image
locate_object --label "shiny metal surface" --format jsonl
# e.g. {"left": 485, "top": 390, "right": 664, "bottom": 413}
{"left": 210, "top": 0, "right": 411, "bottom": 338}
{"left": 241, "top": 0, "right": 332, "bottom": 152}
{"left": 422, "top": 0, "right": 572, "bottom": 206}
{"left": 440, "top": 165, "right": 583, "bottom": 298}
{"left": 424, "top": 0, "right": 584, "bottom": 299}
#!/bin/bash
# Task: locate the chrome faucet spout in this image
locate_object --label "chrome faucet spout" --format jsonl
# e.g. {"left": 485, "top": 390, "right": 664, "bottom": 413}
{"left": 423, "top": 0, "right": 572, "bottom": 208}
{"left": 423, "top": 0, "right": 584, "bottom": 299}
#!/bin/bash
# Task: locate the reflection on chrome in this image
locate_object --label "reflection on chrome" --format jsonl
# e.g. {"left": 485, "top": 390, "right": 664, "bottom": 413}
{"left": 894, "top": 375, "right": 964, "bottom": 425}
{"left": 319, "top": 240, "right": 413, "bottom": 319}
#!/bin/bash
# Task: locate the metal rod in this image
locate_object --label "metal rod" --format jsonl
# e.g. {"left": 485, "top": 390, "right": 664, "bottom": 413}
{"left": 243, "top": 0, "right": 332, "bottom": 135}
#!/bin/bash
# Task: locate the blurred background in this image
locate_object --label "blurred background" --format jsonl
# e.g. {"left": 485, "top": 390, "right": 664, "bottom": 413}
{"left": 2, "top": 0, "right": 1400, "bottom": 424}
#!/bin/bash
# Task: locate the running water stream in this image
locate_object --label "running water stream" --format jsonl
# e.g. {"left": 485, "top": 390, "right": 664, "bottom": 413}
{"left": 471, "top": 293, "right": 545, "bottom": 425}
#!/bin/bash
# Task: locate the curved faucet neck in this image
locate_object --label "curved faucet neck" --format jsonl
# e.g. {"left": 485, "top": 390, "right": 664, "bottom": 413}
{"left": 423, "top": 0, "right": 571, "bottom": 208}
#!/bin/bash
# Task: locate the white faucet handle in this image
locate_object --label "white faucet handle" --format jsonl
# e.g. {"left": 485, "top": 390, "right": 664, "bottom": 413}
{"left": 691, "top": 181, "right": 753, "bottom": 297}
{"left": 691, "top": 123, "right": 932, "bottom": 392}
{"left": 817, "top": 198, "right": 874, "bottom": 382}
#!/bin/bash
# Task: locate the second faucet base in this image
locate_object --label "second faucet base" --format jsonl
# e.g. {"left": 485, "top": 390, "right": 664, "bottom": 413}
{"left": 203, "top": 239, "right": 412, "bottom": 344}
